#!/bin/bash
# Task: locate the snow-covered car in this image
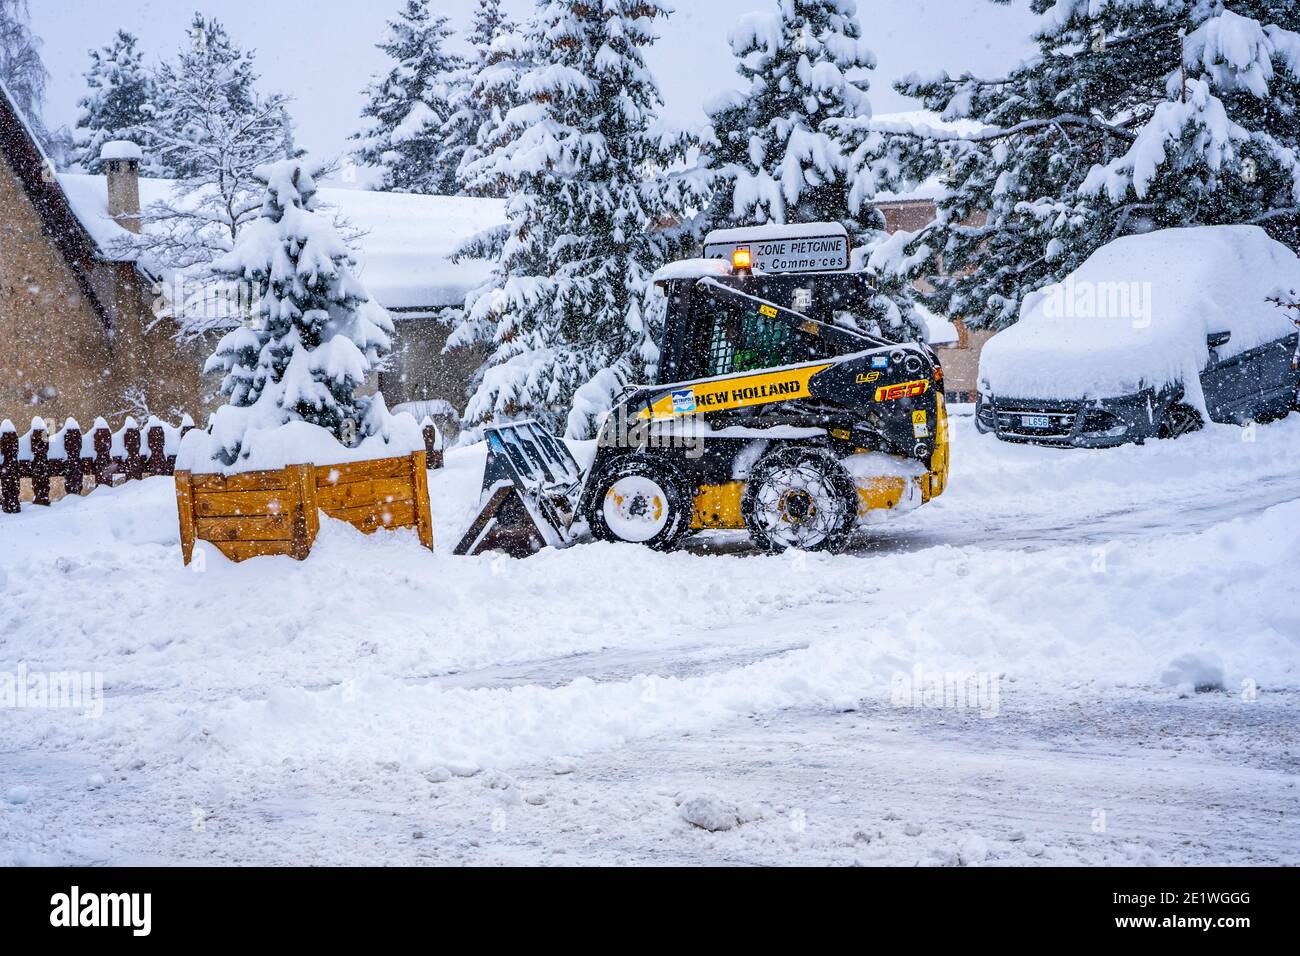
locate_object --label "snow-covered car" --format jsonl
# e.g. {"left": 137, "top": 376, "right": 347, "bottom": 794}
{"left": 975, "top": 226, "right": 1300, "bottom": 447}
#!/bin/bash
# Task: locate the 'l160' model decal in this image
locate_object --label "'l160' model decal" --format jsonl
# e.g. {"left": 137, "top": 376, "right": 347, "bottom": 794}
{"left": 875, "top": 379, "right": 929, "bottom": 402}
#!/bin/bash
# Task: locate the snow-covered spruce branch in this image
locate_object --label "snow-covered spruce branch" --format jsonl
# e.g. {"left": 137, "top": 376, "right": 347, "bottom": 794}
{"left": 1250, "top": 207, "right": 1300, "bottom": 225}
{"left": 865, "top": 113, "right": 1137, "bottom": 143}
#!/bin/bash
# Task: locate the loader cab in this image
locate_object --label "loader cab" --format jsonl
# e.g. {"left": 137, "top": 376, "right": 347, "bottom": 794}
{"left": 653, "top": 223, "right": 900, "bottom": 386}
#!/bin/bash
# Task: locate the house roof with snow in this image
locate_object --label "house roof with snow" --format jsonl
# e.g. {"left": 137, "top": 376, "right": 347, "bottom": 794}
{"left": 0, "top": 79, "right": 110, "bottom": 321}
{"left": 914, "top": 301, "right": 960, "bottom": 345}
{"left": 56, "top": 172, "right": 507, "bottom": 316}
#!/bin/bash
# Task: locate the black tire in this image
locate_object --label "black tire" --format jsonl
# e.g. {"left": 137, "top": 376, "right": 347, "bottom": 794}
{"left": 586, "top": 455, "right": 693, "bottom": 551}
{"left": 1157, "top": 401, "right": 1203, "bottom": 439}
{"left": 741, "top": 446, "right": 857, "bottom": 554}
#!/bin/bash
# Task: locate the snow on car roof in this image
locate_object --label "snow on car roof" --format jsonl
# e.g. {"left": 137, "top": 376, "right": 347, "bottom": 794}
{"left": 979, "top": 225, "right": 1300, "bottom": 402}
{"left": 56, "top": 173, "right": 507, "bottom": 311}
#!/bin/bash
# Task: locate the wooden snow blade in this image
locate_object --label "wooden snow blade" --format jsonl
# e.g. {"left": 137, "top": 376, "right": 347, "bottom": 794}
{"left": 453, "top": 421, "right": 583, "bottom": 557}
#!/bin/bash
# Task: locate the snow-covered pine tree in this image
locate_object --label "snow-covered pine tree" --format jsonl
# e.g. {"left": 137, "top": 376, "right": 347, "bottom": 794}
{"left": 442, "top": 19, "right": 534, "bottom": 356}
{"left": 204, "top": 160, "right": 396, "bottom": 463}
{"left": 453, "top": 22, "right": 532, "bottom": 202}
{"left": 856, "top": 0, "right": 1300, "bottom": 331}
{"left": 697, "top": 1, "right": 924, "bottom": 342}
{"left": 700, "top": 0, "right": 877, "bottom": 239}
{"left": 353, "top": 0, "right": 464, "bottom": 195}
{"left": 443, "top": 0, "right": 516, "bottom": 197}
{"left": 450, "top": 0, "right": 705, "bottom": 438}
{"left": 71, "top": 30, "right": 159, "bottom": 175}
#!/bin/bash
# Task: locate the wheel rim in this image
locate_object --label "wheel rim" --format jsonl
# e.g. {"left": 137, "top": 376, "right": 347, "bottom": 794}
{"left": 1163, "top": 405, "right": 1199, "bottom": 438}
{"left": 603, "top": 475, "right": 670, "bottom": 543}
{"left": 751, "top": 462, "right": 849, "bottom": 550}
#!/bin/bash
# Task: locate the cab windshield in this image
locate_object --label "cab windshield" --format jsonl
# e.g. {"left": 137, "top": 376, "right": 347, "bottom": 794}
{"left": 704, "top": 302, "right": 803, "bottom": 376}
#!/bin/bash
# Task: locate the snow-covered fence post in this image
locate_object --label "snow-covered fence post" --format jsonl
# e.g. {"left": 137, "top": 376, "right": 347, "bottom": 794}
{"left": 29, "top": 419, "right": 50, "bottom": 506}
{"left": 122, "top": 419, "right": 144, "bottom": 482}
{"left": 91, "top": 419, "right": 113, "bottom": 487}
{"left": 146, "top": 418, "right": 167, "bottom": 477}
{"left": 0, "top": 421, "right": 18, "bottom": 513}
{"left": 0, "top": 413, "right": 195, "bottom": 514}
{"left": 421, "top": 417, "right": 442, "bottom": 470}
{"left": 63, "top": 420, "right": 84, "bottom": 497}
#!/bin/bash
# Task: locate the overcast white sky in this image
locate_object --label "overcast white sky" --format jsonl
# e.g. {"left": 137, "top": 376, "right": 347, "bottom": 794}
{"left": 31, "top": 0, "right": 1039, "bottom": 174}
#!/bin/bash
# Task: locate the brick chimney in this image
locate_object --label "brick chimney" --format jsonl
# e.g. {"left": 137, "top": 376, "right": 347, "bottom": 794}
{"left": 101, "top": 140, "right": 143, "bottom": 234}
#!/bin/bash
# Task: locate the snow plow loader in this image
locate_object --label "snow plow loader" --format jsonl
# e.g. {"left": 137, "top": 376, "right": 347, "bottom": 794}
{"left": 454, "top": 222, "right": 949, "bottom": 557}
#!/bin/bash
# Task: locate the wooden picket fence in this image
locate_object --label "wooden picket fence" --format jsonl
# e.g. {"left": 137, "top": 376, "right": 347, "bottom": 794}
{"left": 0, "top": 414, "right": 444, "bottom": 515}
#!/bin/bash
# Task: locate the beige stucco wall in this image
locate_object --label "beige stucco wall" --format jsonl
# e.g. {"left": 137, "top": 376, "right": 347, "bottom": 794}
{"left": 0, "top": 149, "right": 117, "bottom": 426}
{"left": 935, "top": 326, "right": 996, "bottom": 401}
{"left": 379, "top": 317, "right": 482, "bottom": 412}
{"left": 89, "top": 261, "right": 214, "bottom": 422}
{"left": 875, "top": 200, "right": 992, "bottom": 402}
{"left": 0, "top": 148, "right": 213, "bottom": 428}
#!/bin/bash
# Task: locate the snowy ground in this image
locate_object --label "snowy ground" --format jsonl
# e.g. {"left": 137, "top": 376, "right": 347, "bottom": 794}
{"left": 2, "top": 413, "right": 1298, "bottom": 865}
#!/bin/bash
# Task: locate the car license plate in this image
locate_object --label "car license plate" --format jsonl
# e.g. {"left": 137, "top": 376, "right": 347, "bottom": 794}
{"left": 1022, "top": 415, "right": 1050, "bottom": 429}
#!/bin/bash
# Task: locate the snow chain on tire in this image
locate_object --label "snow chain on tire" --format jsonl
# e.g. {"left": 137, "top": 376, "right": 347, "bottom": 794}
{"left": 741, "top": 446, "right": 858, "bottom": 554}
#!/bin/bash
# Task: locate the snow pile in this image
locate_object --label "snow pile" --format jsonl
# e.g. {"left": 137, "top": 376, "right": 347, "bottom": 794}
{"left": 98, "top": 140, "right": 142, "bottom": 162}
{"left": 4, "top": 414, "right": 1300, "bottom": 862}
{"left": 1160, "top": 653, "right": 1227, "bottom": 696}
{"left": 979, "top": 226, "right": 1300, "bottom": 402}
{"left": 650, "top": 259, "right": 733, "bottom": 284}
{"left": 679, "top": 794, "right": 747, "bottom": 832}
{"left": 176, "top": 414, "right": 424, "bottom": 475}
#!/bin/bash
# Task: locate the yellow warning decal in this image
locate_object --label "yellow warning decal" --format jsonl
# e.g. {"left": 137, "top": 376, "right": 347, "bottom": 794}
{"left": 639, "top": 362, "right": 834, "bottom": 420}
{"left": 758, "top": 304, "right": 778, "bottom": 318}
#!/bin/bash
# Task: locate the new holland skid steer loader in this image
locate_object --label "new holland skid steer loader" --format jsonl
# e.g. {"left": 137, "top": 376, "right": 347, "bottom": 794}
{"left": 454, "top": 222, "right": 949, "bottom": 557}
